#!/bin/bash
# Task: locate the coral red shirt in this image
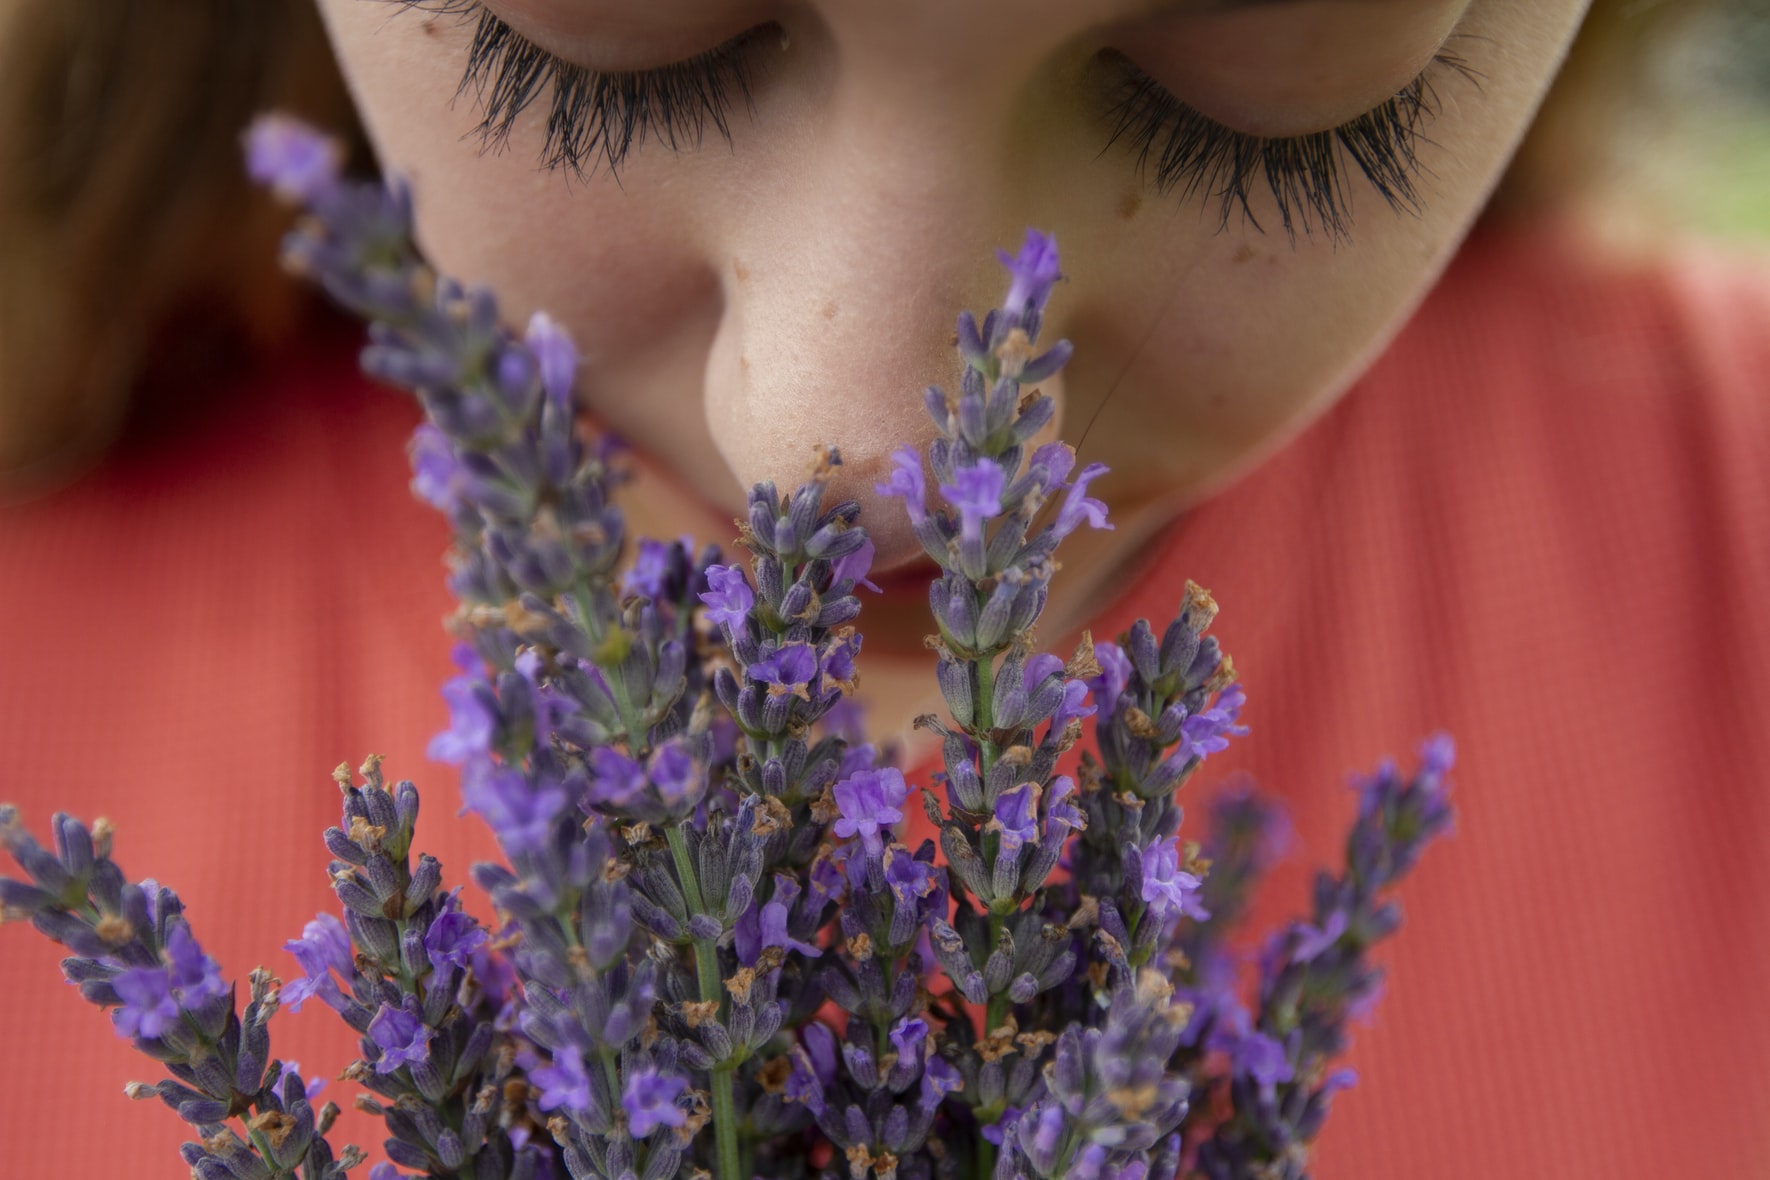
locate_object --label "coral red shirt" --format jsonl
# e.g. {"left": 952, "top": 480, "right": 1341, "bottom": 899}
{"left": 1, "top": 221, "right": 1766, "bottom": 1178}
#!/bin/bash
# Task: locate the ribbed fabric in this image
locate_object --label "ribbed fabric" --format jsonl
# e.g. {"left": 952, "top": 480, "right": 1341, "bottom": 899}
{"left": 1, "top": 222, "right": 1766, "bottom": 1178}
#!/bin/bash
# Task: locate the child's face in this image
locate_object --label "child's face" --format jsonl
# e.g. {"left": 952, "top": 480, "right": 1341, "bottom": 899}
{"left": 319, "top": 0, "right": 1588, "bottom": 579}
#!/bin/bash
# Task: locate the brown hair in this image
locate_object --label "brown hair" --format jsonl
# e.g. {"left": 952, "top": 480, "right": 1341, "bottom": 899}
{"left": 0, "top": 0, "right": 356, "bottom": 489}
{"left": 0, "top": 0, "right": 1715, "bottom": 491}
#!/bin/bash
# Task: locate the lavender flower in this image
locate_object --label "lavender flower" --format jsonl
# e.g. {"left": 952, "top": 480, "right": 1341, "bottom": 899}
{"left": 919, "top": 1054, "right": 963, "bottom": 1113}
{"left": 622, "top": 537, "right": 677, "bottom": 599}
{"left": 990, "top": 782, "right": 1040, "bottom": 853}
{"left": 997, "top": 228, "right": 1063, "bottom": 318}
{"left": 423, "top": 893, "right": 488, "bottom": 974}
{"left": 459, "top": 758, "right": 567, "bottom": 854}
{"left": 942, "top": 458, "right": 1006, "bottom": 544}
{"left": 699, "top": 563, "right": 755, "bottom": 629}
{"left": 525, "top": 311, "right": 578, "bottom": 410}
{"left": 623, "top": 1067, "right": 689, "bottom": 1138}
{"left": 111, "top": 967, "right": 180, "bottom": 1040}
{"left": 525, "top": 1046, "right": 595, "bottom": 1115}
{"left": 884, "top": 844, "right": 939, "bottom": 907}
{"left": 1052, "top": 462, "right": 1112, "bottom": 541}
{"left": 832, "top": 767, "right": 908, "bottom": 854}
{"left": 244, "top": 113, "right": 343, "bottom": 203}
{"left": 368, "top": 999, "right": 433, "bottom": 1074}
{"left": 875, "top": 446, "right": 929, "bottom": 526}
{"left": 890, "top": 1016, "right": 928, "bottom": 1063}
{"left": 1179, "top": 682, "right": 1249, "bottom": 763}
{"left": 1140, "top": 837, "right": 1209, "bottom": 925}
{"left": 283, "top": 913, "right": 355, "bottom": 1013}
{"left": 749, "top": 643, "right": 819, "bottom": 696}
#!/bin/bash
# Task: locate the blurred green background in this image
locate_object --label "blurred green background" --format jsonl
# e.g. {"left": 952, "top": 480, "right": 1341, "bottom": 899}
{"left": 1660, "top": 0, "right": 1770, "bottom": 239}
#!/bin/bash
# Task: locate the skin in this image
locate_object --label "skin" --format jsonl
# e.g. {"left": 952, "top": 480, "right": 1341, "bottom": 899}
{"left": 317, "top": 0, "right": 1591, "bottom": 740}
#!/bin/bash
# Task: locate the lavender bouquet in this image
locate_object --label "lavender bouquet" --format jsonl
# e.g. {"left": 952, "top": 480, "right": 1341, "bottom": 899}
{"left": 0, "top": 115, "right": 1455, "bottom": 1180}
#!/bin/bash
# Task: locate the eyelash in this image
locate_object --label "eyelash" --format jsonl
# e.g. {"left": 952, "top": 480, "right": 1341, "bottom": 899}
{"left": 396, "top": 1, "right": 1477, "bottom": 239}
{"left": 1099, "top": 48, "right": 1480, "bottom": 241}
{"left": 395, "top": 1, "right": 774, "bottom": 178}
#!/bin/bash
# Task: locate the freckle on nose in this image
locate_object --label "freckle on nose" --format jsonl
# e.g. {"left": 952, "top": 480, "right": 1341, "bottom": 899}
{"left": 733, "top": 258, "right": 750, "bottom": 282}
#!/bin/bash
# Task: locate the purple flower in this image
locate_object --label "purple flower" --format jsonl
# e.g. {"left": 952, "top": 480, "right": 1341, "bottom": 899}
{"left": 875, "top": 446, "right": 929, "bottom": 527}
{"left": 647, "top": 740, "right": 700, "bottom": 805}
{"left": 588, "top": 747, "right": 647, "bottom": 809}
{"left": 1140, "top": 837, "right": 1209, "bottom": 924}
{"left": 1291, "top": 909, "right": 1348, "bottom": 964}
{"left": 244, "top": 113, "right": 342, "bottom": 203}
{"left": 1022, "top": 652, "right": 1064, "bottom": 692}
{"left": 1179, "top": 683, "right": 1248, "bottom": 762}
{"left": 1091, "top": 641, "right": 1133, "bottom": 709}
{"left": 1029, "top": 441, "right": 1076, "bottom": 491}
{"left": 1049, "top": 679, "right": 1096, "bottom": 736}
{"left": 164, "top": 923, "right": 228, "bottom": 1009}
{"left": 998, "top": 228, "right": 1063, "bottom": 317}
{"left": 1045, "top": 775, "right": 1085, "bottom": 835}
{"left": 513, "top": 648, "right": 572, "bottom": 747}
{"left": 621, "top": 538, "right": 676, "bottom": 599}
{"left": 820, "top": 631, "right": 861, "bottom": 685}
{"left": 749, "top": 643, "right": 818, "bottom": 695}
{"left": 990, "top": 783, "right": 1040, "bottom": 853}
{"left": 919, "top": 1053, "right": 964, "bottom": 1113}
{"left": 832, "top": 767, "right": 908, "bottom": 854}
{"left": 409, "top": 425, "right": 464, "bottom": 514}
{"left": 699, "top": 564, "right": 754, "bottom": 630}
{"left": 808, "top": 850, "right": 847, "bottom": 906}
{"left": 758, "top": 899, "right": 821, "bottom": 959}
{"left": 889, "top": 1016, "right": 928, "bottom": 1063}
{"left": 623, "top": 1067, "right": 688, "bottom": 1138}
{"left": 883, "top": 845, "right": 939, "bottom": 907}
{"left": 368, "top": 1000, "right": 433, "bottom": 1074}
{"left": 370, "top": 1165, "right": 412, "bottom": 1180}
{"left": 460, "top": 759, "right": 567, "bottom": 855}
{"left": 940, "top": 459, "right": 1005, "bottom": 544}
{"left": 525, "top": 311, "right": 578, "bottom": 410}
{"left": 981, "top": 1103, "right": 1023, "bottom": 1145}
{"left": 283, "top": 913, "right": 354, "bottom": 1014}
{"left": 1420, "top": 732, "right": 1456, "bottom": 777}
{"left": 1051, "top": 462, "right": 1112, "bottom": 540}
{"left": 786, "top": 1041, "right": 829, "bottom": 1115}
{"left": 525, "top": 1046, "right": 594, "bottom": 1115}
{"left": 111, "top": 966, "right": 179, "bottom": 1040}
{"left": 429, "top": 656, "right": 496, "bottom": 765}
{"left": 424, "top": 894, "right": 488, "bottom": 975}
{"left": 274, "top": 1061, "right": 327, "bottom": 1102}
{"left": 470, "top": 942, "right": 516, "bottom": 1008}
{"left": 837, "top": 741, "right": 879, "bottom": 781}
{"left": 831, "top": 537, "right": 880, "bottom": 592}
{"left": 1234, "top": 1029, "right": 1295, "bottom": 1097}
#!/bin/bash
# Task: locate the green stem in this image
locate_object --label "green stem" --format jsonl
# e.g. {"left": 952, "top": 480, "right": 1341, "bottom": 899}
{"left": 665, "top": 827, "right": 742, "bottom": 1180}
{"left": 974, "top": 650, "right": 998, "bottom": 776}
{"left": 710, "top": 1066, "right": 742, "bottom": 1180}
{"left": 985, "top": 910, "right": 1009, "bottom": 1033}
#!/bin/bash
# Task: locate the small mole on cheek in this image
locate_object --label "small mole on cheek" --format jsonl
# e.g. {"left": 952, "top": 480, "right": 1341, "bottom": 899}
{"left": 1117, "top": 190, "right": 1142, "bottom": 222}
{"left": 739, "top": 354, "right": 751, "bottom": 375}
{"left": 1232, "top": 244, "right": 1257, "bottom": 265}
{"left": 421, "top": 17, "right": 441, "bottom": 36}
{"left": 820, "top": 300, "right": 838, "bottom": 321}
{"left": 733, "top": 258, "right": 750, "bottom": 282}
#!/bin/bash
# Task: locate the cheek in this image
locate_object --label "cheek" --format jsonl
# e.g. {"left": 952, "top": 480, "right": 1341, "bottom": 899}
{"left": 315, "top": 0, "right": 723, "bottom": 451}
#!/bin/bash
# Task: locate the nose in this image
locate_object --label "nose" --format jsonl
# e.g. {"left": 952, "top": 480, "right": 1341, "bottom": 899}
{"left": 696, "top": 39, "right": 1073, "bottom": 573}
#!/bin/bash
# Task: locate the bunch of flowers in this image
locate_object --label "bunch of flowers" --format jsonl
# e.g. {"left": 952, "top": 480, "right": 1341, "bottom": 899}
{"left": 0, "top": 115, "right": 1454, "bottom": 1180}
